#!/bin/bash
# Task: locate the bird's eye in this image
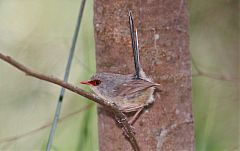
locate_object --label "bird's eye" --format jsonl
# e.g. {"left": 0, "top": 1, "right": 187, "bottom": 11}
{"left": 94, "top": 79, "right": 101, "bottom": 86}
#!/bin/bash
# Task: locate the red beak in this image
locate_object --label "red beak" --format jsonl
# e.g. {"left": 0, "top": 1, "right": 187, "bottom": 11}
{"left": 80, "top": 79, "right": 101, "bottom": 86}
{"left": 80, "top": 80, "right": 93, "bottom": 85}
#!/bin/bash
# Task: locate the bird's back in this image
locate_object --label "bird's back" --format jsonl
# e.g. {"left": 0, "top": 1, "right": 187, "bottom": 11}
{"left": 90, "top": 72, "right": 158, "bottom": 112}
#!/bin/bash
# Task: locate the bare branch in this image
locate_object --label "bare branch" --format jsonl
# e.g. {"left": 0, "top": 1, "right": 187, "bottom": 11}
{"left": 0, "top": 52, "right": 140, "bottom": 151}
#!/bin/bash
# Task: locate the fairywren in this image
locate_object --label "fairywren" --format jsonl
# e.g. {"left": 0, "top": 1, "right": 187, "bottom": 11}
{"left": 80, "top": 11, "right": 161, "bottom": 123}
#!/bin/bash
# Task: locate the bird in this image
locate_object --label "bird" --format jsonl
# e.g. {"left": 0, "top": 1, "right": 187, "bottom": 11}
{"left": 80, "top": 11, "right": 161, "bottom": 124}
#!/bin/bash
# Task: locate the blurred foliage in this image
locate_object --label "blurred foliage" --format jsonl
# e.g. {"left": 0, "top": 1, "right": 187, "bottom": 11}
{"left": 0, "top": 0, "right": 98, "bottom": 151}
{"left": 0, "top": 0, "right": 238, "bottom": 151}
{"left": 189, "top": 0, "right": 239, "bottom": 151}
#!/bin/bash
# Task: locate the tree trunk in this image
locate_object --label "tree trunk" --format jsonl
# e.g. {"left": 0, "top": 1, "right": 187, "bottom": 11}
{"left": 94, "top": 0, "right": 194, "bottom": 150}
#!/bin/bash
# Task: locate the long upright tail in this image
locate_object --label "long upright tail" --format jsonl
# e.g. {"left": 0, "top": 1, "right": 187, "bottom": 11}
{"left": 128, "top": 11, "right": 142, "bottom": 79}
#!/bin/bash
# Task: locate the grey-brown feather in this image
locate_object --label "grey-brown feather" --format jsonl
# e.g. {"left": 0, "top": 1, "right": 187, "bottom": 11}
{"left": 90, "top": 72, "right": 160, "bottom": 112}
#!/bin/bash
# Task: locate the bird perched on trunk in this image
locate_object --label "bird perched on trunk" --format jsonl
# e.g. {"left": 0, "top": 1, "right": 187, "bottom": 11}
{"left": 80, "top": 11, "right": 161, "bottom": 124}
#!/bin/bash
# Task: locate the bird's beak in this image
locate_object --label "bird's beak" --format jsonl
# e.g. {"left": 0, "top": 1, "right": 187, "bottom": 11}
{"left": 80, "top": 80, "right": 93, "bottom": 86}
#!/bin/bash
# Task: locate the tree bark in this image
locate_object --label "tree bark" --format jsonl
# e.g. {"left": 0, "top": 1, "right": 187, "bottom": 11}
{"left": 94, "top": 0, "right": 194, "bottom": 150}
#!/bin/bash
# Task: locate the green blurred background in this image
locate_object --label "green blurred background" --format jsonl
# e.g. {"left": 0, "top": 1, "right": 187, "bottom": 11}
{"left": 0, "top": 0, "right": 238, "bottom": 151}
{"left": 190, "top": 0, "right": 238, "bottom": 151}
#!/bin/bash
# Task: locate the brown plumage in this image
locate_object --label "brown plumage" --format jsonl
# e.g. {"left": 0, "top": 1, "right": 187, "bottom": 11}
{"left": 81, "top": 72, "right": 160, "bottom": 112}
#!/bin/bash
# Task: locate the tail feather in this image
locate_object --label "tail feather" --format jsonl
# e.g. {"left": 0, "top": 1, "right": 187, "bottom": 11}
{"left": 129, "top": 11, "right": 143, "bottom": 79}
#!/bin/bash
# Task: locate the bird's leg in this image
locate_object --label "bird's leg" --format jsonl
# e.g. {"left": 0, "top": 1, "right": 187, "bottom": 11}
{"left": 128, "top": 106, "right": 144, "bottom": 125}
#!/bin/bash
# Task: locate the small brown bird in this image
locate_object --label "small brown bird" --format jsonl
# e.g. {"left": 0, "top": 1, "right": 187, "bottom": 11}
{"left": 80, "top": 11, "right": 160, "bottom": 123}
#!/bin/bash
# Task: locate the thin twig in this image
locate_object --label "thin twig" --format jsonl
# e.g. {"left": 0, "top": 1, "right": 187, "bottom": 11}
{"left": 0, "top": 52, "right": 140, "bottom": 151}
{"left": 0, "top": 104, "right": 93, "bottom": 144}
{"left": 192, "top": 57, "right": 239, "bottom": 81}
{"left": 47, "top": 0, "right": 86, "bottom": 150}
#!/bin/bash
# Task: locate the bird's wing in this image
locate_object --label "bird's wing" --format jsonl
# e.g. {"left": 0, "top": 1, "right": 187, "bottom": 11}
{"left": 116, "top": 80, "right": 159, "bottom": 97}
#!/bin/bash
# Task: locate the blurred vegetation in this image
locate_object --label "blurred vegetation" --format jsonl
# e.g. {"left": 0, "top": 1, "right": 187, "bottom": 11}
{"left": 0, "top": 0, "right": 98, "bottom": 151}
{"left": 189, "top": 0, "right": 239, "bottom": 151}
{"left": 0, "top": 0, "right": 238, "bottom": 151}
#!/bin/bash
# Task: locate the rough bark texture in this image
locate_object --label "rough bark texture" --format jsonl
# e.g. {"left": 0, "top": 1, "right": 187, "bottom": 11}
{"left": 94, "top": 0, "right": 194, "bottom": 151}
